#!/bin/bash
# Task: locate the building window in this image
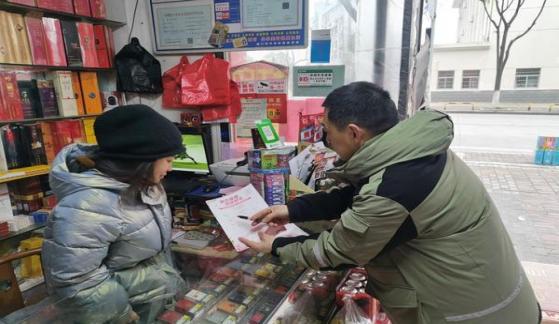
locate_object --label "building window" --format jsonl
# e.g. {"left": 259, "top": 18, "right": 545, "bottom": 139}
{"left": 462, "top": 70, "right": 480, "bottom": 89}
{"left": 437, "top": 71, "right": 454, "bottom": 89}
{"left": 515, "top": 68, "right": 540, "bottom": 88}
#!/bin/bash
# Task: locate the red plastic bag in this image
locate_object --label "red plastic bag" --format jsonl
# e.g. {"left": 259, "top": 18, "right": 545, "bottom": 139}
{"left": 332, "top": 296, "right": 373, "bottom": 324}
{"left": 201, "top": 80, "right": 241, "bottom": 123}
{"left": 162, "top": 55, "right": 189, "bottom": 108}
{"left": 180, "top": 54, "right": 230, "bottom": 107}
{"left": 280, "top": 290, "right": 319, "bottom": 323}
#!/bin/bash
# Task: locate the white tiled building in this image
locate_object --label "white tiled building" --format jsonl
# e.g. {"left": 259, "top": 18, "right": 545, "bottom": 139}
{"left": 430, "top": 0, "right": 559, "bottom": 107}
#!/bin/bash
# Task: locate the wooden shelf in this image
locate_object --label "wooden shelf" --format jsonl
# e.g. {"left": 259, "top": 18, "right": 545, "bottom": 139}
{"left": 0, "top": 223, "right": 45, "bottom": 241}
{"left": 0, "top": 1, "right": 126, "bottom": 27}
{"left": 0, "top": 165, "right": 50, "bottom": 184}
{"left": 0, "top": 113, "right": 100, "bottom": 125}
{"left": 0, "top": 62, "right": 116, "bottom": 72}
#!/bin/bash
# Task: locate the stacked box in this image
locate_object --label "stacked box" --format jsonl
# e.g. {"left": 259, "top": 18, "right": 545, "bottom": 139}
{"left": 1, "top": 124, "right": 48, "bottom": 169}
{"left": 19, "top": 237, "right": 44, "bottom": 278}
{"left": 247, "top": 147, "right": 296, "bottom": 170}
{"left": 39, "top": 121, "right": 56, "bottom": 163}
{"left": 82, "top": 117, "right": 97, "bottom": 143}
{"left": 31, "top": 209, "right": 49, "bottom": 224}
{"left": 48, "top": 71, "right": 78, "bottom": 116}
{"left": 9, "top": 177, "right": 44, "bottom": 214}
{"left": 50, "top": 119, "right": 86, "bottom": 153}
{"left": 534, "top": 136, "right": 559, "bottom": 166}
{"left": 248, "top": 147, "right": 295, "bottom": 206}
{"left": 0, "top": 221, "right": 9, "bottom": 237}
{"left": 250, "top": 173, "right": 265, "bottom": 198}
{"left": 264, "top": 173, "right": 289, "bottom": 206}
{"left": 249, "top": 171, "right": 290, "bottom": 206}
{"left": 0, "top": 184, "right": 14, "bottom": 223}
{"left": 42, "top": 194, "right": 57, "bottom": 209}
{"left": 11, "top": 192, "right": 43, "bottom": 213}
{"left": 27, "top": 123, "right": 47, "bottom": 165}
{"left": 7, "top": 214, "right": 34, "bottom": 231}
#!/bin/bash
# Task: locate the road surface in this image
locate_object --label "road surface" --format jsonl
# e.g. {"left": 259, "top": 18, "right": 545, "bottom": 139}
{"left": 448, "top": 113, "right": 559, "bottom": 153}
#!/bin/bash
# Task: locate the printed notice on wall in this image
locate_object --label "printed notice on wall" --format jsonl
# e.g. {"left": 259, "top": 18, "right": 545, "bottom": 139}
{"left": 293, "top": 65, "right": 345, "bottom": 97}
{"left": 236, "top": 98, "right": 267, "bottom": 138}
{"left": 242, "top": 0, "right": 300, "bottom": 29}
{"left": 154, "top": 1, "right": 213, "bottom": 50}
{"left": 297, "top": 69, "right": 334, "bottom": 87}
{"left": 149, "top": 0, "right": 308, "bottom": 53}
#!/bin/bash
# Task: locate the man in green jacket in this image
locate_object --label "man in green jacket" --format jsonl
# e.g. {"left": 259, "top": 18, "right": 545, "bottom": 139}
{"left": 240, "top": 82, "right": 540, "bottom": 324}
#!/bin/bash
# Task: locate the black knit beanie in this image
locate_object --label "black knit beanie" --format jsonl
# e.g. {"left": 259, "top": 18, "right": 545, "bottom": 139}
{"left": 94, "top": 104, "right": 185, "bottom": 161}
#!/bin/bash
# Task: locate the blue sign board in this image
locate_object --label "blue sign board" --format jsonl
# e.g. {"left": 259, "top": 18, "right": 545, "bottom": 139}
{"left": 310, "top": 29, "right": 331, "bottom": 63}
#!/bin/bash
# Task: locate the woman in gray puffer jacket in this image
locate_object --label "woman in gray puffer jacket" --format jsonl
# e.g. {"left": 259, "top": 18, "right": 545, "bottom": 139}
{"left": 42, "top": 105, "right": 187, "bottom": 323}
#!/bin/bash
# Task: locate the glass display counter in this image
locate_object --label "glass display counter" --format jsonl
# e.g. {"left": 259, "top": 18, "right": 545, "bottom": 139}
{"left": 2, "top": 228, "right": 345, "bottom": 324}
{"left": 165, "top": 247, "right": 344, "bottom": 324}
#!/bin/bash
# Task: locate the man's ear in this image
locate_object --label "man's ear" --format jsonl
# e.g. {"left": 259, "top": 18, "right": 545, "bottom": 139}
{"left": 347, "top": 123, "right": 366, "bottom": 140}
{"left": 348, "top": 123, "right": 374, "bottom": 143}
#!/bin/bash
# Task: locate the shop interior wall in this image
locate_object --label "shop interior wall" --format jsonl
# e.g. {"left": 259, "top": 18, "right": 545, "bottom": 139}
{"left": 106, "top": 1, "right": 420, "bottom": 160}
{"left": 106, "top": 0, "right": 231, "bottom": 161}
{"left": 108, "top": 0, "right": 203, "bottom": 123}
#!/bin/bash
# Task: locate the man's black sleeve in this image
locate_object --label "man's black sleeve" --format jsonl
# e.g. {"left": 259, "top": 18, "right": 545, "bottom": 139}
{"left": 287, "top": 185, "right": 355, "bottom": 223}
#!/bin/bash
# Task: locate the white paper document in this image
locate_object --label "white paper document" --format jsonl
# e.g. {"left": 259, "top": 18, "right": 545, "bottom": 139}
{"left": 236, "top": 98, "right": 267, "bottom": 138}
{"left": 154, "top": 1, "right": 213, "bottom": 49}
{"left": 242, "top": 0, "right": 300, "bottom": 29}
{"left": 206, "top": 184, "right": 308, "bottom": 252}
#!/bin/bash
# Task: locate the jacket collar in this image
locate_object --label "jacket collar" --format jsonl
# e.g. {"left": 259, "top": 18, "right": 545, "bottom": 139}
{"left": 140, "top": 186, "right": 166, "bottom": 206}
{"left": 327, "top": 110, "right": 454, "bottom": 186}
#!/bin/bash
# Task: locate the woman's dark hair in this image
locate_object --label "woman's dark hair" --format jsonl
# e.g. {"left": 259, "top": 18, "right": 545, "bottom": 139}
{"left": 77, "top": 154, "right": 158, "bottom": 200}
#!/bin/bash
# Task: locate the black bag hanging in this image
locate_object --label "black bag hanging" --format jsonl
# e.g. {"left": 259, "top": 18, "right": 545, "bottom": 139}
{"left": 115, "top": 37, "right": 163, "bottom": 93}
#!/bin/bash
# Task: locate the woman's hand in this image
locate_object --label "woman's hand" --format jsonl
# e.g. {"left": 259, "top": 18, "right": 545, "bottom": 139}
{"left": 239, "top": 231, "right": 275, "bottom": 254}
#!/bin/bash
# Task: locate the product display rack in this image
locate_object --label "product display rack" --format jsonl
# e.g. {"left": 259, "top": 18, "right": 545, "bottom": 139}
{"left": 0, "top": 0, "right": 125, "bottom": 28}
{"left": 0, "top": 165, "right": 50, "bottom": 184}
{"left": 0, "top": 62, "right": 115, "bottom": 72}
{"left": 0, "top": 113, "right": 101, "bottom": 126}
{"left": 0, "top": 0, "right": 126, "bottom": 312}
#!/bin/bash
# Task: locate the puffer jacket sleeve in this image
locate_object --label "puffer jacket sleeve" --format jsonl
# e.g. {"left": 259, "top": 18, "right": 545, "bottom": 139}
{"left": 287, "top": 185, "right": 355, "bottom": 222}
{"left": 275, "top": 194, "right": 409, "bottom": 269}
{"left": 42, "top": 198, "right": 131, "bottom": 322}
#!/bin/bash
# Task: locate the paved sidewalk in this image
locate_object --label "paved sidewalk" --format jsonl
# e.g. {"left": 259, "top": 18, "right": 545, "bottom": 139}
{"left": 457, "top": 150, "right": 559, "bottom": 264}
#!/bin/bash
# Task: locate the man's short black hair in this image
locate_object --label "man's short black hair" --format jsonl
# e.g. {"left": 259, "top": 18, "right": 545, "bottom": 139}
{"left": 323, "top": 82, "right": 399, "bottom": 135}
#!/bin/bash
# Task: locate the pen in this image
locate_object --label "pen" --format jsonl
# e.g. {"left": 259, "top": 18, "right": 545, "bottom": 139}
{"left": 238, "top": 215, "right": 249, "bottom": 219}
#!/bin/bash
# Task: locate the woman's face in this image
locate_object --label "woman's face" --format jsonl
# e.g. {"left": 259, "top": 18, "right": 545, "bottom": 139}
{"left": 152, "top": 156, "right": 174, "bottom": 183}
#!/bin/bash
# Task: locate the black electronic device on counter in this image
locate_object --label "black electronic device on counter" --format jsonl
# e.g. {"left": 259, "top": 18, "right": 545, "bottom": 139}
{"left": 163, "top": 125, "right": 216, "bottom": 197}
{"left": 163, "top": 174, "right": 219, "bottom": 196}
